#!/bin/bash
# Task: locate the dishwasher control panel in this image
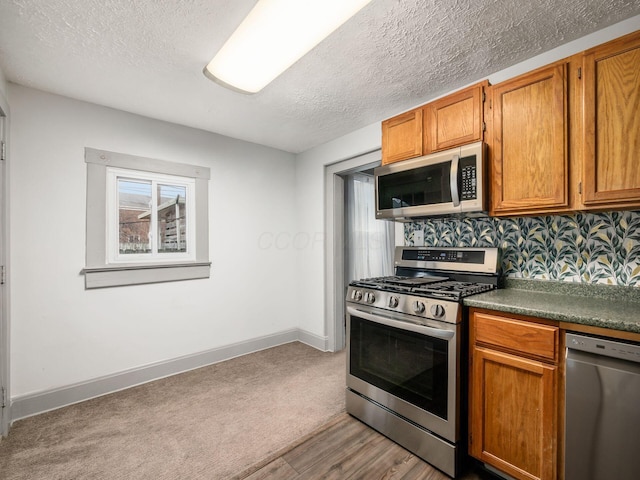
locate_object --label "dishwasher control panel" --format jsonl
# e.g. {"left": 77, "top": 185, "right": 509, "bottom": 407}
{"left": 566, "top": 332, "right": 640, "bottom": 363}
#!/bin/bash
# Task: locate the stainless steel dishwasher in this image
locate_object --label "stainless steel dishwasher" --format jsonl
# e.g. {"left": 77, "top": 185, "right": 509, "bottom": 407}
{"left": 565, "top": 332, "right": 640, "bottom": 480}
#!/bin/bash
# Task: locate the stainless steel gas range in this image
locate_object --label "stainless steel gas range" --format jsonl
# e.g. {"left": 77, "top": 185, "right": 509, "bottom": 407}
{"left": 345, "top": 246, "right": 500, "bottom": 478}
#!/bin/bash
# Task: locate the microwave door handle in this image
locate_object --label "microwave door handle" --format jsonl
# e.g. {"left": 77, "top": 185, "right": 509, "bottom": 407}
{"left": 450, "top": 154, "right": 460, "bottom": 207}
{"left": 347, "top": 306, "right": 455, "bottom": 340}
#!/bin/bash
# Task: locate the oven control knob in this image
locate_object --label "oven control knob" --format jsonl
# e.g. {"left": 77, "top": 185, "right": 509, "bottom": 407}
{"left": 430, "top": 304, "right": 445, "bottom": 318}
{"left": 388, "top": 296, "right": 399, "bottom": 308}
{"left": 365, "top": 292, "right": 376, "bottom": 304}
{"left": 412, "top": 301, "right": 426, "bottom": 314}
{"left": 352, "top": 290, "right": 363, "bottom": 302}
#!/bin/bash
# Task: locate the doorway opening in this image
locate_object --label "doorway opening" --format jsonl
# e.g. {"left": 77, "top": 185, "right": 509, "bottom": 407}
{"left": 324, "top": 150, "right": 399, "bottom": 352}
{"left": 343, "top": 171, "right": 394, "bottom": 283}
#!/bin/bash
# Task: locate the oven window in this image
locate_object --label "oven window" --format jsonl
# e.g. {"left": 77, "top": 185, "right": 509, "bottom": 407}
{"left": 350, "top": 315, "right": 449, "bottom": 419}
{"left": 378, "top": 162, "right": 452, "bottom": 210}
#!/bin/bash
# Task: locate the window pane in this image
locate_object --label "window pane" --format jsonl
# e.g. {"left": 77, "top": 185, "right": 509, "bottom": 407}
{"left": 118, "top": 178, "right": 151, "bottom": 254}
{"left": 157, "top": 183, "right": 187, "bottom": 253}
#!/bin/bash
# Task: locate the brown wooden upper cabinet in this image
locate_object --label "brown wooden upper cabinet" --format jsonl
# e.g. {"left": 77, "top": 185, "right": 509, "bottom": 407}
{"left": 424, "top": 80, "right": 487, "bottom": 153}
{"left": 490, "top": 30, "right": 640, "bottom": 216}
{"left": 381, "top": 81, "right": 488, "bottom": 165}
{"left": 489, "top": 61, "right": 570, "bottom": 216}
{"left": 381, "top": 108, "right": 423, "bottom": 165}
{"left": 579, "top": 30, "right": 640, "bottom": 209}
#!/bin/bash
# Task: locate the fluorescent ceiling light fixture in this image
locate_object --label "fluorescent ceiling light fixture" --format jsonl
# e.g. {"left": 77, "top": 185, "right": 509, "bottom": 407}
{"left": 203, "top": 0, "right": 372, "bottom": 94}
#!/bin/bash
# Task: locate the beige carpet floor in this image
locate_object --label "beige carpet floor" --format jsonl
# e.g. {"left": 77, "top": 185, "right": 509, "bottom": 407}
{"left": 0, "top": 342, "right": 346, "bottom": 479}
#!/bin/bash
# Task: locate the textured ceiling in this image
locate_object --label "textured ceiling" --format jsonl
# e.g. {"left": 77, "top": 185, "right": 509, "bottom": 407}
{"left": 1, "top": 0, "right": 639, "bottom": 153}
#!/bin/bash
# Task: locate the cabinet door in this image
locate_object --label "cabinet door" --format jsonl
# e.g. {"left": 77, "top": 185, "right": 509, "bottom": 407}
{"left": 470, "top": 346, "right": 558, "bottom": 480}
{"left": 424, "top": 81, "right": 487, "bottom": 153}
{"left": 581, "top": 30, "right": 640, "bottom": 208}
{"left": 381, "top": 108, "right": 423, "bottom": 165}
{"left": 491, "top": 62, "right": 569, "bottom": 215}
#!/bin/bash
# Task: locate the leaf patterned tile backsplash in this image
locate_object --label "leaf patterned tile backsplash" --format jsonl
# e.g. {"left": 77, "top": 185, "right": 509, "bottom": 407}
{"left": 404, "top": 211, "right": 640, "bottom": 286}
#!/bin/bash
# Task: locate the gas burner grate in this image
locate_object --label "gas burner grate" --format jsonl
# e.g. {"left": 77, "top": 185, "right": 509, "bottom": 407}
{"left": 357, "top": 275, "right": 448, "bottom": 286}
{"left": 411, "top": 281, "right": 496, "bottom": 300}
{"left": 350, "top": 277, "right": 496, "bottom": 301}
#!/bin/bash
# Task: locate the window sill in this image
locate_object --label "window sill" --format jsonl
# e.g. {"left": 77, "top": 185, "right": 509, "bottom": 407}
{"left": 81, "top": 262, "right": 211, "bottom": 289}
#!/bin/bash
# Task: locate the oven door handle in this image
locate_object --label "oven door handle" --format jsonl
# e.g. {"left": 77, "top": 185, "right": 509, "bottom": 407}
{"left": 347, "top": 306, "right": 455, "bottom": 340}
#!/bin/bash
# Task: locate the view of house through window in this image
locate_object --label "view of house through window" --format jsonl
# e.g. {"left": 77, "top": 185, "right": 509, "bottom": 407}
{"left": 117, "top": 179, "right": 189, "bottom": 255}
{"left": 108, "top": 168, "right": 195, "bottom": 263}
{"left": 155, "top": 183, "right": 188, "bottom": 253}
{"left": 118, "top": 178, "right": 152, "bottom": 254}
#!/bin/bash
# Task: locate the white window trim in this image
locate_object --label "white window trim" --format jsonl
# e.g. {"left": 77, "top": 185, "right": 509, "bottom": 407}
{"left": 83, "top": 148, "right": 210, "bottom": 288}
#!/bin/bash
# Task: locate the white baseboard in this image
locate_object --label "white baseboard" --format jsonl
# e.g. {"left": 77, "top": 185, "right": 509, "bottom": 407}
{"left": 10, "top": 328, "right": 329, "bottom": 422}
{"left": 298, "top": 329, "right": 329, "bottom": 351}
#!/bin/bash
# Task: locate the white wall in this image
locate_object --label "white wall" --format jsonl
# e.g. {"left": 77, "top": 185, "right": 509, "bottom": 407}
{"left": 0, "top": 67, "right": 7, "bottom": 100}
{"left": 294, "top": 124, "right": 380, "bottom": 340}
{"left": 293, "top": 15, "right": 640, "bottom": 343}
{"left": 8, "top": 84, "right": 298, "bottom": 398}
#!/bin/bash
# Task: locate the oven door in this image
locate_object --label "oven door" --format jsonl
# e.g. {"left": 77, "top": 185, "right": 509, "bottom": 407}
{"left": 346, "top": 304, "right": 461, "bottom": 442}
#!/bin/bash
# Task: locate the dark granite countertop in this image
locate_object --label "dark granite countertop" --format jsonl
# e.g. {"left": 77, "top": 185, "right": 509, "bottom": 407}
{"left": 463, "top": 278, "right": 640, "bottom": 335}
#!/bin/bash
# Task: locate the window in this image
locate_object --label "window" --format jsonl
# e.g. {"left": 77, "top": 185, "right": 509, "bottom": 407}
{"left": 107, "top": 168, "right": 195, "bottom": 263}
{"left": 83, "top": 148, "right": 210, "bottom": 288}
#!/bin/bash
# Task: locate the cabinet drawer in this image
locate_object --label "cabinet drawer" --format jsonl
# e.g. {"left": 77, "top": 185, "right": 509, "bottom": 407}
{"left": 473, "top": 312, "right": 559, "bottom": 363}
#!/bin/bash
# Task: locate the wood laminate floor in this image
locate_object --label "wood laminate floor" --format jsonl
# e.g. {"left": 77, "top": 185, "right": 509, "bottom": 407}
{"left": 240, "top": 414, "right": 500, "bottom": 480}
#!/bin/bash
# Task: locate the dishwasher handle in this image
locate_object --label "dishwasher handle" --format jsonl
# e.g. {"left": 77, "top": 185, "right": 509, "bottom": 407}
{"left": 566, "top": 332, "right": 640, "bottom": 364}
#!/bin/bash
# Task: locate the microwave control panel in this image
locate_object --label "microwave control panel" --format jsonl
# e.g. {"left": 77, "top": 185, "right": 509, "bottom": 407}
{"left": 460, "top": 155, "right": 477, "bottom": 200}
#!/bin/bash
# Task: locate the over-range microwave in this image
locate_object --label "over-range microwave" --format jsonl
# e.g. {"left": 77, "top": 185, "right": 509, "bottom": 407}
{"left": 375, "top": 141, "right": 487, "bottom": 220}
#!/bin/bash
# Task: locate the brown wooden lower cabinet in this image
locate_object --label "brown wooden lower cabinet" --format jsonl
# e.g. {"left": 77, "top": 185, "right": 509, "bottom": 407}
{"left": 469, "top": 309, "right": 561, "bottom": 480}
